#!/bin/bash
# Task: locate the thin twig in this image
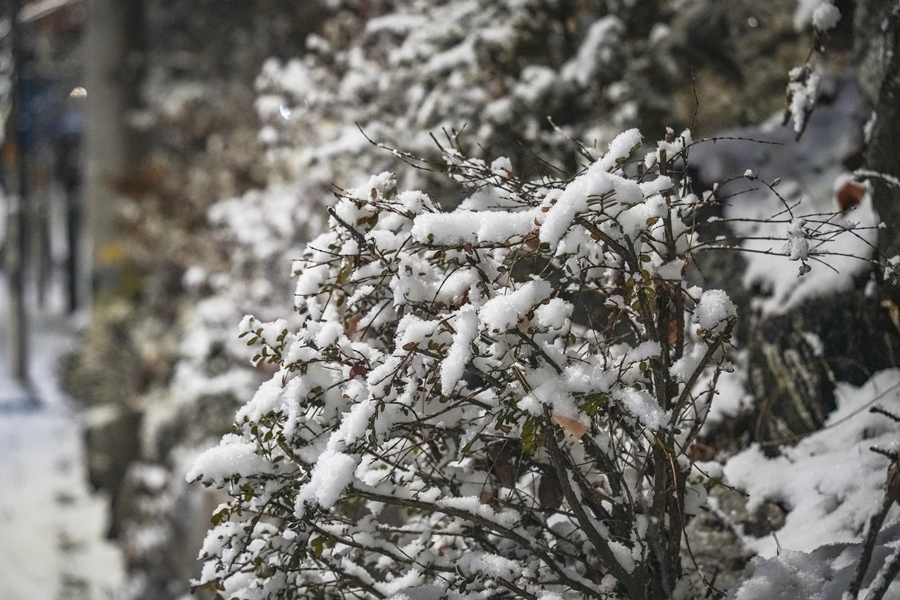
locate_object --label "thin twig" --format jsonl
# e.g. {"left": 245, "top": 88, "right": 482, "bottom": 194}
{"left": 863, "top": 544, "right": 900, "bottom": 600}
{"left": 846, "top": 495, "right": 894, "bottom": 599}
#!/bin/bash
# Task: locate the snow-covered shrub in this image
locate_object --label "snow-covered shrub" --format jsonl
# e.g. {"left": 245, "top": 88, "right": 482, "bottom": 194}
{"left": 186, "top": 129, "right": 748, "bottom": 599}
{"left": 257, "top": 0, "right": 675, "bottom": 181}
{"left": 173, "top": 0, "right": 682, "bottom": 473}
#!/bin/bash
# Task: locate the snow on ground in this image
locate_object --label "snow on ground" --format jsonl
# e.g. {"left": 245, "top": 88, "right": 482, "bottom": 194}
{"left": 0, "top": 276, "right": 124, "bottom": 600}
{"left": 725, "top": 368, "right": 900, "bottom": 557}
{"left": 724, "top": 368, "right": 900, "bottom": 599}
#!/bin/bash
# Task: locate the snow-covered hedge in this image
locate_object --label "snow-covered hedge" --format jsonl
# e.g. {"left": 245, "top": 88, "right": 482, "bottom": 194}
{"left": 187, "top": 129, "right": 745, "bottom": 599}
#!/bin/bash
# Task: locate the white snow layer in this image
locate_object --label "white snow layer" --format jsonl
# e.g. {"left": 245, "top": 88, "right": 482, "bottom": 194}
{"left": 0, "top": 275, "right": 124, "bottom": 600}
{"left": 695, "top": 289, "right": 736, "bottom": 333}
{"left": 0, "top": 411, "right": 125, "bottom": 600}
{"left": 480, "top": 279, "right": 553, "bottom": 332}
{"left": 186, "top": 433, "right": 273, "bottom": 485}
{"left": 794, "top": 0, "right": 841, "bottom": 32}
{"left": 725, "top": 369, "right": 900, "bottom": 559}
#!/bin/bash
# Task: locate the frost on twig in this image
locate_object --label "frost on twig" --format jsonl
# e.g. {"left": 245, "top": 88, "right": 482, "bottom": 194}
{"left": 784, "top": 66, "right": 821, "bottom": 140}
{"left": 783, "top": 219, "right": 812, "bottom": 276}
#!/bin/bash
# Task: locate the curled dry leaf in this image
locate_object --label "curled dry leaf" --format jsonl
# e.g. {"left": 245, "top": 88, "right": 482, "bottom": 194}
{"left": 886, "top": 459, "right": 900, "bottom": 505}
{"left": 345, "top": 315, "right": 361, "bottom": 340}
{"left": 349, "top": 363, "right": 369, "bottom": 380}
{"left": 487, "top": 440, "right": 521, "bottom": 487}
{"left": 837, "top": 181, "right": 866, "bottom": 213}
{"left": 552, "top": 413, "right": 589, "bottom": 439}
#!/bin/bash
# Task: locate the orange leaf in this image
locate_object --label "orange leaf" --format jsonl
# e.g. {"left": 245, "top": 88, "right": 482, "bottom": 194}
{"left": 552, "top": 414, "right": 589, "bottom": 439}
{"left": 837, "top": 181, "right": 866, "bottom": 213}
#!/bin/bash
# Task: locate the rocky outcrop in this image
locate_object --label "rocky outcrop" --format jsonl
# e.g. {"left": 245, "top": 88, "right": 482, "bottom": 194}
{"left": 855, "top": 1, "right": 900, "bottom": 259}
{"left": 748, "top": 288, "right": 900, "bottom": 451}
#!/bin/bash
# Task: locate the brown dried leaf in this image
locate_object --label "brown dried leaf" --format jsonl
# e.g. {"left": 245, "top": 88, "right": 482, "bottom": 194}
{"left": 344, "top": 315, "right": 361, "bottom": 339}
{"left": 837, "top": 181, "right": 866, "bottom": 213}
{"left": 349, "top": 363, "right": 368, "bottom": 380}
{"left": 487, "top": 440, "right": 520, "bottom": 487}
{"left": 538, "top": 473, "right": 564, "bottom": 510}
{"left": 887, "top": 460, "right": 900, "bottom": 505}
{"left": 552, "top": 414, "right": 589, "bottom": 439}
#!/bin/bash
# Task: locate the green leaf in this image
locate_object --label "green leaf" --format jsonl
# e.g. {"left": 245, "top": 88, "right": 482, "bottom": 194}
{"left": 521, "top": 417, "right": 545, "bottom": 454}
{"left": 211, "top": 507, "right": 229, "bottom": 525}
{"left": 581, "top": 393, "right": 608, "bottom": 416}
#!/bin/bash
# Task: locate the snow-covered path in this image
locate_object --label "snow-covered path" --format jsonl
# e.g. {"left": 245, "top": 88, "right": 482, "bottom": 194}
{"left": 0, "top": 280, "right": 124, "bottom": 600}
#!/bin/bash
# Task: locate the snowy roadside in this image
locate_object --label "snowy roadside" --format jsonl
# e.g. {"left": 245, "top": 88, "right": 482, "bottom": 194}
{"left": 0, "top": 275, "right": 124, "bottom": 600}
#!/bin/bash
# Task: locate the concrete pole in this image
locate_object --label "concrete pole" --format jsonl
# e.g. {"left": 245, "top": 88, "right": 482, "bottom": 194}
{"left": 83, "top": 0, "right": 141, "bottom": 306}
{"left": 4, "top": 0, "right": 30, "bottom": 387}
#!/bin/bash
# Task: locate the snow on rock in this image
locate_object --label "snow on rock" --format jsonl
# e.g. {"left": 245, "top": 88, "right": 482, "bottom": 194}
{"left": 729, "top": 548, "right": 851, "bottom": 600}
{"left": 689, "top": 75, "right": 872, "bottom": 315}
{"left": 724, "top": 369, "right": 900, "bottom": 558}
{"left": 728, "top": 539, "right": 900, "bottom": 600}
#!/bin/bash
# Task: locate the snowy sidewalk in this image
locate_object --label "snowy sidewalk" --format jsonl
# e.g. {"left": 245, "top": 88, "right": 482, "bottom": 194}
{"left": 0, "top": 277, "right": 124, "bottom": 600}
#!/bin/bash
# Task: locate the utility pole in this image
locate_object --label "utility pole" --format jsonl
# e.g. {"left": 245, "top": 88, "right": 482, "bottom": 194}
{"left": 3, "top": 0, "right": 31, "bottom": 393}
{"left": 84, "top": 0, "right": 142, "bottom": 303}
